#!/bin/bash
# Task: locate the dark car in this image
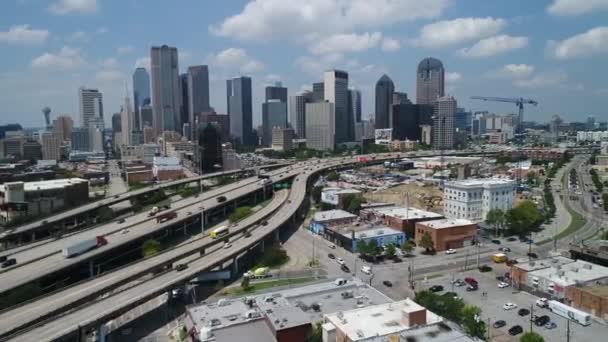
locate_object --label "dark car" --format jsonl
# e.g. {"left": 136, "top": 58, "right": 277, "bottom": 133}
{"left": 518, "top": 308, "right": 530, "bottom": 316}
{"left": 328, "top": 253, "right": 336, "bottom": 259}
{"left": 506, "top": 259, "right": 519, "bottom": 266}
{"left": 174, "top": 264, "right": 188, "bottom": 271}
{"left": 383, "top": 280, "right": 393, "bottom": 287}
{"left": 466, "top": 285, "right": 479, "bottom": 292}
{"left": 493, "top": 320, "right": 507, "bottom": 329}
{"left": 478, "top": 265, "right": 492, "bottom": 272}
{"left": 491, "top": 239, "right": 501, "bottom": 244}
{"left": 508, "top": 325, "right": 523, "bottom": 336}
{"left": 260, "top": 220, "right": 268, "bottom": 226}
{"left": 527, "top": 252, "right": 538, "bottom": 259}
{"left": 243, "top": 230, "right": 251, "bottom": 238}
{"left": 0, "top": 255, "right": 7, "bottom": 263}
{"left": 340, "top": 264, "right": 350, "bottom": 273}
{"left": 217, "top": 196, "right": 227, "bottom": 203}
{"left": 118, "top": 218, "right": 125, "bottom": 224}
{"left": 506, "top": 237, "right": 517, "bottom": 242}
{"left": 1, "top": 258, "right": 16, "bottom": 268}
{"left": 429, "top": 285, "right": 444, "bottom": 292}
{"left": 535, "top": 315, "right": 550, "bottom": 326}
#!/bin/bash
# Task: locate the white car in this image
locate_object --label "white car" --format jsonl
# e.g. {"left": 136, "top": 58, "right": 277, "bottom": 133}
{"left": 223, "top": 243, "right": 232, "bottom": 249}
{"left": 503, "top": 303, "right": 518, "bottom": 310}
{"left": 497, "top": 282, "right": 510, "bottom": 288}
{"left": 336, "top": 258, "right": 345, "bottom": 265}
{"left": 445, "top": 249, "right": 456, "bottom": 255}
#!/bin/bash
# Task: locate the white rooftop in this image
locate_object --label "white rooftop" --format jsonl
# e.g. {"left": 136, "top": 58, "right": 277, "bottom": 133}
{"left": 371, "top": 206, "right": 443, "bottom": 220}
{"left": 0, "top": 178, "right": 87, "bottom": 192}
{"left": 153, "top": 156, "right": 180, "bottom": 166}
{"left": 313, "top": 210, "right": 357, "bottom": 223}
{"left": 418, "top": 218, "right": 475, "bottom": 229}
{"left": 324, "top": 298, "right": 443, "bottom": 341}
{"left": 348, "top": 225, "right": 403, "bottom": 239}
{"left": 529, "top": 259, "right": 608, "bottom": 287}
{"left": 445, "top": 178, "right": 516, "bottom": 188}
{"left": 322, "top": 187, "right": 362, "bottom": 194}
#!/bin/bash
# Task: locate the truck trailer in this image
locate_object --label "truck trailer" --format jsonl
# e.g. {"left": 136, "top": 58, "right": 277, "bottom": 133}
{"left": 62, "top": 236, "right": 108, "bottom": 258}
{"left": 548, "top": 300, "right": 591, "bottom": 326}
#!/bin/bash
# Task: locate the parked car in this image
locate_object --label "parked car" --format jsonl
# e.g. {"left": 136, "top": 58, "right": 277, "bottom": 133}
{"left": 452, "top": 279, "right": 466, "bottom": 287}
{"left": 518, "top": 308, "right": 530, "bottom": 316}
{"left": 445, "top": 249, "right": 456, "bottom": 255}
{"left": 536, "top": 298, "right": 548, "bottom": 308}
{"left": 508, "top": 325, "right": 523, "bottom": 336}
{"left": 479, "top": 265, "right": 492, "bottom": 272}
{"left": 493, "top": 320, "right": 507, "bottom": 329}
{"left": 506, "top": 259, "right": 519, "bottom": 266}
{"left": 503, "top": 303, "right": 518, "bottom": 310}
{"left": 328, "top": 253, "right": 336, "bottom": 259}
{"left": 498, "top": 282, "right": 510, "bottom": 288}
{"left": 328, "top": 244, "right": 336, "bottom": 249}
{"left": 175, "top": 264, "right": 188, "bottom": 271}
{"left": 336, "top": 258, "right": 345, "bottom": 265}
{"left": 527, "top": 252, "right": 538, "bottom": 259}
{"left": 429, "top": 285, "right": 444, "bottom": 292}
{"left": 506, "top": 237, "right": 517, "bottom": 242}
{"left": 499, "top": 247, "right": 511, "bottom": 252}
{"left": 535, "top": 315, "right": 550, "bottom": 326}
{"left": 545, "top": 322, "right": 557, "bottom": 329}
{"left": 340, "top": 264, "right": 350, "bottom": 273}
{"left": 382, "top": 280, "right": 393, "bottom": 287}
{"left": 464, "top": 277, "right": 478, "bottom": 286}
{"left": 491, "top": 239, "right": 501, "bottom": 244}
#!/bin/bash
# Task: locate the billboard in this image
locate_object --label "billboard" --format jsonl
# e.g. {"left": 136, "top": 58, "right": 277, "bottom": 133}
{"left": 375, "top": 128, "right": 393, "bottom": 145}
{"left": 321, "top": 190, "right": 340, "bottom": 205}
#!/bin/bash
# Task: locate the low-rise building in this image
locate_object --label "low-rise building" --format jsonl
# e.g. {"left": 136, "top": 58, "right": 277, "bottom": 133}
{"left": 310, "top": 209, "right": 358, "bottom": 235}
{"left": 321, "top": 187, "right": 362, "bottom": 207}
{"left": 323, "top": 222, "right": 405, "bottom": 252}
{"left": 443, "top": 178, "right": 516, "bottom": 222}
{"left": 360, "top": 206, "right": 443, "bottom": 237}
{"left": 152, "top": 156, "right": 184, "bottom": 181}
{"left": 577, "top": 131, "right": 608, "bottom": 142}
{"left": 125, "top": 163, "right": 153, "bottom": 184}
{"left": 0, "top": 178, "right": 89, "bottom": 225}
{"left": 414, "top": 218, "right": 477, "bottom": 251}
{"left": 566, "top": 285, "right": 608, "bottom": 321}
{"left": 121, "top": 144, "right": 159, "bottom": 163}
{"left": 506, "top": 147, "right": 569, "bottom": 161}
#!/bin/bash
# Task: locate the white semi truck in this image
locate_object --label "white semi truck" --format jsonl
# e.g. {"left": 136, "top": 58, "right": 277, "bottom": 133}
{"left": 548, "top": 300, "right": 591, "bottom": 326}
{"left": 62, "top": 236, "right": 108, "bottom": 258}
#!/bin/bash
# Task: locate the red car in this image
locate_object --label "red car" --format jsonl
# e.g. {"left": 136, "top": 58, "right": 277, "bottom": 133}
{"left": 464, "top": 277, "right": 478, "bottom": 286}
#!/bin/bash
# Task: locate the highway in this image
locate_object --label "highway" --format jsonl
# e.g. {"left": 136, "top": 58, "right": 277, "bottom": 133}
{"left": 0, "top": 165, "right": 301, "bottom": 294}
{"left": 0, "top": 163, "right": 288, "bottom": 242}
{"left": 0, "top": 189, "right": 290, "bottom": 339}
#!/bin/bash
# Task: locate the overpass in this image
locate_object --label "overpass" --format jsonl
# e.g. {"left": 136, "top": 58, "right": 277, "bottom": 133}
{"left": 0, "top": 163, "right": 288, "bottom": 244}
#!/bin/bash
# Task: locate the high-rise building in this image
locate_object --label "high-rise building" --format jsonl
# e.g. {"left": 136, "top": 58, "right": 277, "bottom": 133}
{"left": 271, "top": 127, "right": 294, "bottom": 151}
{"left": 305, "top": 102, "right": 335, "bottom": 151}
{"left": 348, "top": 89, "right": 362, "bottom": 123}
{"left": 392, "top": 104, "right": 433, "bottom": 141}
{"left": 187, "top": 65, "right": 210, "bottom": 135}
{"left": 180, "top": 73, "right": 189, "bottom": 133}
{"left": 133, "top": 67, "right": 150, "bottom": 130}
{"left": 454, "top": 110, "right": 472, "bottom": 134}
{"left": 587, "top": 115, "right": 596, "bottom": 130}
{"left": 140, "top": 104, "right": 153, "bottom": 129}
{"left": 392, "top": 92, "right": 410, "bottom": 105}
{"left": 78, "top": 87, "right": 103, "bottom": 128}
{"left": 120, "top": 95, "right": 134, "bottom": 146}
{"left": 433, "top": 96, "right": 456, "bottom": 149}
{"left": 265, "top": 82, "right": 287, "bottom": 102}
{"left": 198, "top": 112, "right": 230, "bottom": 143}
{"left": 71, "top": 127, "right": 90, "bottom": 151}
{"left": 416, "top": 58, "right": 445, "bottom": 105}
{"left": 227, "top": 76, "right": 253, "bottom": 145}
{"left": 40, "top": 132, "right": 61, "bottom": 160}
{"left": 289, "top": 91, "right": 312, "bottom": 138}
{"left": 197, "top": 123, "right": 222, "bottom": 173}
{"left": 22, "top": 140, "right": 42, "bottom": 161}
{"left": 312, "top": 82, "right": 324, "bottom": 102}
{"left": 52, "top": 115, "right": 74, "bottom": 143}
{"left": 375, "top": 74, "right": 394, "bottom": 129}
{"left": 151, "top": 45, "right": 181, "bottom": 134}
{"left": 262, "top": 100, "right": 288, "bottom": 146}
{"left": 324, "top": 70, "right": 351, "bottom": 143}
{"left": 90, "top": 127, "right": 104, "bottom": 152}
{"left": 111, "top": 113, "right": 121, "bottom": 134}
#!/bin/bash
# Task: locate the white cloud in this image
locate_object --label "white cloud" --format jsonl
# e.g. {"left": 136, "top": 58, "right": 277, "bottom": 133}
{"left": 0, "top": 25, "right": 49, "bottom": 45}
{"left": 102, "top": 58, "right": 119, "bottom": 69}
{"left": 457, "top": 35, "right": 528, "bottom": 58}
{"left": 414, "top": 17, "right": 506, "bottom": 48}
{"left": 513, "top": 71, "right": 567, "bottom": 88}
{"left": 31, "top": 46, "right": 85, "bottom": 71}
{"left": 95, "top": 69, "right": 124, "bottom": 82}
{"left": 96, "top": 27, "right": 108, "bottom": 34}
{"left": 492, "top": 64, "right": 535, "bottom": 79}
{"left": 445, "top": 72, "right": 462, "bottom": 83}
{"left": 294, "top": 53, "right": 344, "bottom": 76}
{"left": 547, "top": 0, "right": 608, "bottom": 16}
{"left": 210, "top": 0, "right": 449, "bottom": 41}
{"left": 309, "top": 32, "right": 382, "bottom": 55}
{"left": 117, "top": 45, "right": 134, "bottom": 54}
{"left": 66, "top": 30, "right": 90, "bottom": 43}
{"left": 381, "top": 37, "right": 401, "bottom": 52}
{"left": 265, "top": 74, "right": 282, "bottom": 83}
{"left": 208, "top": 48, "right": 264, "bottom": 74}
{"left": 49, "top": 0, "right": 98, "bottom": 15}
{"left": 547, "top": 26, "right": 608, "bottom": 60}
{"left": 134, "top": 57, "right": 150, "bottom": 69}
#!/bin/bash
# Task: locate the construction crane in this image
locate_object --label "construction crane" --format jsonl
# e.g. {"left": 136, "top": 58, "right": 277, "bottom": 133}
{"left": 470, "top": 96, "right": 538, "bottom": 135}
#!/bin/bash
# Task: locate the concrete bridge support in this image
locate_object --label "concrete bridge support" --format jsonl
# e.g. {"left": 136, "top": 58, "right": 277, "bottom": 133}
{"left": 89, "top": 260, "right": 95, "bottom": 278}
{"left": 232, "top": 257, "right": 239, "bottom": 275}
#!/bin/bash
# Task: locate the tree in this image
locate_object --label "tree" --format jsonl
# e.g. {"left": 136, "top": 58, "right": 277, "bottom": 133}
{"left": 506, "top": 201, "right": 545, "bottom": 236}
{"left": 486, "top": 209, "right": 506, "bottom": 236}
{"left": 385, "top": 243, "right": 396, "bottom": 259}
{"left": 419, "top": 232, "right": 434, "bottom": 252}
{"left": 461, "top": 305, "right": 486, "bottom": 339}
{"left": 356, "top": 240, "right": 368, "bottom": 256}
{"left": 526, "top": 171, "right": 537, "bottom": 186}
{"left": 229, "top": 206, "right": 253, "bottom": 223}
{"left": 241, "top": 276, "right": 251, "bottom": 290}
{"left": 367, "top": 239, "right": 380, "bottom": 257}
{"left": 326, "top": 171, "right": 339, "bottom": 181}
{"left": 401, "top": 241, "right": 414, "bottom": 256}
{"left": 311, "top": 186, "right": 323, "bottom": 204}
{"left": 342, "top": 194, "right": 365, "bottom": 214}
{"left": 306, "top": 321, "right": 323, "bottom": 342}
{"left": 520, "top": 331, "right": 545, "bottom": 342}
{"left": 142, "top": 239, "right": 161, "bottom": 258}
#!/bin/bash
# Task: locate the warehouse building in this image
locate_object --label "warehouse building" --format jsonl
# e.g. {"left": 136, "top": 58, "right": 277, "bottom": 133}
{"left": 414, "top": 219, "right": 477, "bottom": 251}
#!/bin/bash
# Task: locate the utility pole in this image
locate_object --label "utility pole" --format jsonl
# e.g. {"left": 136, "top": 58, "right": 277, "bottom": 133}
{"left": 566, "top": 317, "right": 571, "bottom": 342}
{"left": 529, "top": 304, "right": 534, "bottom": 333}
{"left": 487, "top": 318, "right": 491, "bottom": 341}
{"left": 463, "top": 249, "right": 469, "bottom": 271}
{"left": 476, "top": 235, "right": 481, "bottom": 269}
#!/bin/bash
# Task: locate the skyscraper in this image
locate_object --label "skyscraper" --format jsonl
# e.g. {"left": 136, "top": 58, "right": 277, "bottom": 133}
{"left": 150, "top": 45, "right": 181, "bottom": 134}
{"left": 187, "top": 65, "right": 210, "bottom": 132}
{"left": 289, "top": 91, "right": 312, "bottom": 138}
{"left": 197, "top": 123, "right": 222, "bottom": 172}
{"left": 391, "top": 104, "right": 433, "bottom": 141}
{"left": 375, "top": 75, "right": 394, "bottom": 129}
{"left": 262, "top": 100, "right": 288, "bottom": 146}
{"left": 132, "top": 67, "right": 150, "bottom": 130}
{"left": 324, "top": 70, "right": 351, "bottom": 143}
{"left": 78, "top": 87, "right": 103, "bottom": 128}
{"left": 433, "top": 96, "right": 456, "bottom": 149}
{"left": 52, "top": 115, "right": 74, "bottom": 142}
{"left": 227, "top": 76, "right": 253, "bottom": 145}
{"left": 180, "top": 73, "right": 189, "bottom": 134}
{"left": 312, "top": 82, "right": 324, "bottom": 102}
{"left": 40, "top": 132, "right": 60, "bottom": 161}
{"left": 71, "top": 127, "right": 90, "bottom": 151}
{"left": 305, "top": 102, "right": 335, "bottom": 151}
{"left": 392, "top": 92, "right": 410, "bottom": 105}
{"left": 416, "top": 58, "right": 445, "bottom": 105}
{"left": 348, "top": 89, "right": 362, "bottom": 123}
{"left": 265, "top": 82, "right": 287, "bottom": 102}
{"left": 120, "top": 95, "right": 134, "bottom": 146}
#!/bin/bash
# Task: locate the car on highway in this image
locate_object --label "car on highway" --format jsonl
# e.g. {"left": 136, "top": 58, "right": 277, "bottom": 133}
{"left": 545, "top": 322, "right": 557, "bottom": 329}
{"left": 445, "top": 249, "right": 456, "bottom": 254}
{"left": 336, "top": 257, "right": 345, "bottom": 265}
{"left": 382, "top": 280, "right": 393, "bottom": 287}
{"left": 117, "top": 218, "right": 125, "bottom": 224}
{"left": 217, "top": 196, "right": 227, "bottom": 203}
{"left": 260, "top": 220, "right": 268, "bottom": 226}
{"left": 328, "top": 253, "right": 335, "bottom": 259}
{"left": 503, "top": 303, "right": 518, "bottom": 310}
{"left": 429, "top": 285, "right": 444, "bottom": 293}
{"left": 223, "top": 243, "right": 232, "bottom": 249}
{"left": 499, "top": 247, "right": 511, "bottom": 252}
{"left": 121, "top": 229, "right": 129, "bottom": 234}
{"left": 498, "top": 282, "right": 510, "bottom": 288}
{"left": 493, "top": 320, "right": 506, "bottom": 329}
{"left": 1, "top": 258, "right": 17, "bottom": 268}
{"left": 340, "top": 264, "right": 350, "bottom": 273}
{"left": 518, "top": 308, "right": 530, "bottom": 316}
{"left": 243, "top": 230, "right": 251, "bottom": 238}
{"left": 175, "top": 264, "right": 188, "bottom": 271}
{"left": 508, "top": 325, "right": 523, "bottom": 336}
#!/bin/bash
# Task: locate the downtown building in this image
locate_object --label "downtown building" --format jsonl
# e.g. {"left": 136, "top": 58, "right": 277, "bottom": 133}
{"left": 416, "top": 57, "right": 445, "bottom": 106}
{"left": 288, "top": 91, "right": 312, "bottom": 138}
{"left": 305, "top": 102, "right": 335, "bottom": 151}
{"left": 227, "top": 76, "right": 253, "bottom": 146}
{"left": 432, "top": 96, "right": 456, "bottom": 149}
{"left": 324, "top": 70, "right": 352, "bottom": 144}
{"left": 375, "top": 74, "right": 394, "bottom": 129}
{"left": 187, "top": 65, "right": 210, "bottom": 139}
{"left": 150, "top": 45, "right": 181, "bottom": 135}
{"left": 262, "top": 83, "right": 288, "bottom": 146}
{"left": 78, "top": 87, "right": 103, "bottom": 129}
{"left": 132, "top": 67, "right": 150, "bottom": 131}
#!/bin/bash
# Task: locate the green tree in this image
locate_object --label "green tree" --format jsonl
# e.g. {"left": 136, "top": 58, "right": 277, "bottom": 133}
{"left": 306, "top": 321, "right": 323, "bottom": 342}
{"left": 229, "top": 206, "right": 253, "bottom": 223}
{"left": 520, "top": 331, "right": 545, "bottom": 342}
{"left": 526, "top": 171, "right": 538, "bottom": 186}
{"left": 311, "top": 186, "right": 323, "bottom": 204}
{"left": 461, "top": 305, "right": 486, "bottom": 339}
{"left": 367, "top": 239, "right": 380, "bottom": 257}
{"left": 486, "top": 209, "right": 506, "bottom": 237}
{"left": 342, "top": 194, "right": 365, "bottom": 214}
{"left": 385, "top": 243, "right": 396, "bottom": 258}
{"left": 97, "top": 207, "right": 114, "bottom": 222}
{"left": 401, "top": 241, "right": 414, "bottom": 256}
{"left": 142, "top": 239, "right": 161, "bottom": 258}
{"left": 419, "top": 232, "right": 434, "bottom": 252}
{"left": 355, "top": 240, "right": 369, "bottom": 256}
{"left": 506, "top": 201, "right": 545, "bottom": 236}
{"left": 414, "top": 291, "right": 464, "bottom": 323}
{"left": 326, "top": 171, "right": 339, "bottom": 181}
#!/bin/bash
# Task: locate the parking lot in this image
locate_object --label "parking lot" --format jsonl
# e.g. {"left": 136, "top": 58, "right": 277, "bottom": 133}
{"left": 423, "top": 268, "right": 607, "bottom": 341}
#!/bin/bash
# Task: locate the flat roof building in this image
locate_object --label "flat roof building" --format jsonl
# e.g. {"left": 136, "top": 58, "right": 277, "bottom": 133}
{"left": 360, "top": 205, "right": 444, "bottom": 237}
{"left": 444, "top": 178, "right": 516, "bottom": 222}
{"left": 414, "top": 219, "right": 477, "bottom": 251}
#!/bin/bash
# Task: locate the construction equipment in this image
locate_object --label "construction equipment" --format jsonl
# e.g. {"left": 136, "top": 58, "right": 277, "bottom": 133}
{"left": 470, "top": 96, "right": 538, "bottom": 135}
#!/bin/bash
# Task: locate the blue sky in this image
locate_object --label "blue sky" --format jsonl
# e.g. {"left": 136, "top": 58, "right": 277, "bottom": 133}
{"left": 1, "top": 0, "right": 607, "bottom": 128}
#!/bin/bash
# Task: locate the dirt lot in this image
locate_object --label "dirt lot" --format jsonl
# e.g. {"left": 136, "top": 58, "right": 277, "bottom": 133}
{"left": 363, "top": 182, "right": 444, "bottom": 213}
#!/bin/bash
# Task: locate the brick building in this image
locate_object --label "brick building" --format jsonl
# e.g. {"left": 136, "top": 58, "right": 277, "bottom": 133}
{"left": 566, "top": 285, "right": 608, "bottom": 321}
{"left": 414, "top": 219, "right": 477, "bottom": 251}
{"left": 360, "top": 206, "right": 443, "bottom": 238}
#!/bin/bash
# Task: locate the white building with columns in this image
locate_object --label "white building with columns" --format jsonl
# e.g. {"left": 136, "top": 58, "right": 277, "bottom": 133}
{"left": 443, "top": 178, "right": 516, "bottom": 222}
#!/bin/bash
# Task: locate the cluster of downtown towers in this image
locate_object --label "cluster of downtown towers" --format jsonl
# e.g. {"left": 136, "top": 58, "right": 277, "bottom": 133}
{"left": 128, "top": 45, "right": 452, "bottom": 155}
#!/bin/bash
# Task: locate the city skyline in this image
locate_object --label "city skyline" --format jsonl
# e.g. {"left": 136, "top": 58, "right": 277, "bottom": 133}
{"left": 1, "top": 0, "right": 607, "bottom": 128}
